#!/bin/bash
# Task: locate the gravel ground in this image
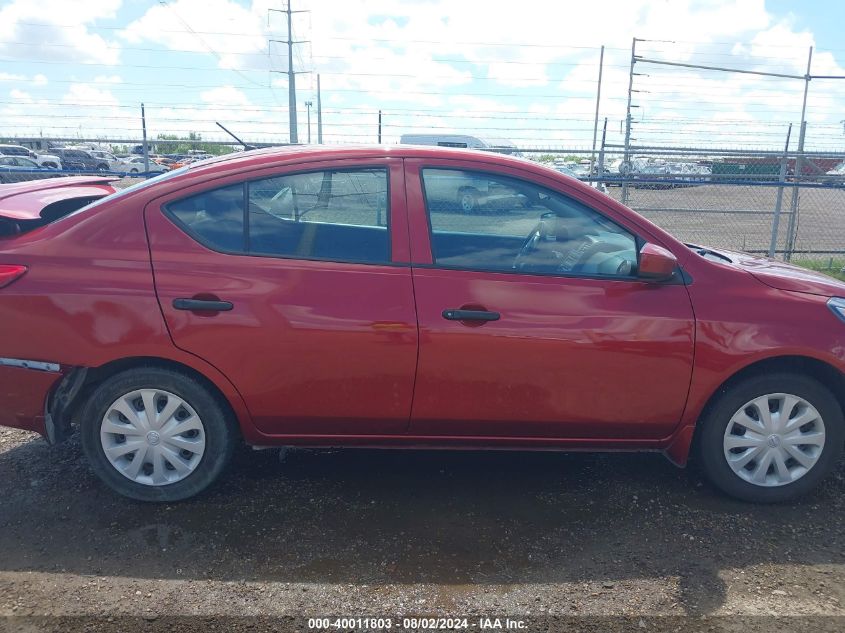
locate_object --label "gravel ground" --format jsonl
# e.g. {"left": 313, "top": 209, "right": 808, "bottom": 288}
{"left": 0, "top": 426, "right": 843, "bottom": 632}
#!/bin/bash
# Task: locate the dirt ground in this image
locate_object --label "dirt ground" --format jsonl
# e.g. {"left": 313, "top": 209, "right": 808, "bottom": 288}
{"left": 0, "top": 426, "right": 843, "bottom": 632}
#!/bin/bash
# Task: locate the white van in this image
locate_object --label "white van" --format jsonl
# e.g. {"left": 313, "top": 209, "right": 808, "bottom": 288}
{"left": 399, "top": 134, "right": 520, "bottom": 156}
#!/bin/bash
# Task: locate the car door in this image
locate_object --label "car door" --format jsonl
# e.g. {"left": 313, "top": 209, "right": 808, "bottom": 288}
{"left": 145, "top": 157, "right": 418, "bottom": 436}
{"left": 404, "top": 159, "right": 695, "bottom": 440}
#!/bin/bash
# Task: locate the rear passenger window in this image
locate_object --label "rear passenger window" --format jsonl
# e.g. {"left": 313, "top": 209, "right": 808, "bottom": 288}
{"left": 247, "top": 169, "right": 389, "bottom": 263}
{"left": 164, "top": 168, "right": 390, "bottom": 264}
{"left": 166, "top": 184, "right": 245, "bottom": 252}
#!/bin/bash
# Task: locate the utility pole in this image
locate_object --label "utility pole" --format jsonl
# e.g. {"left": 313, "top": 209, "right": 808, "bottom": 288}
{"left": 305, "top": 100, "right": 312, "bottom": 143}
{"left": 316, "top": 73, "right": 323, "bottom": 143}
{"left": 269, "top": 2, "right": 309, "bottom": 144}
{"left": 378, "top": 110, "right": 382, "bottom": 144}
{"left": 285, "top": 3, "right": 297, "bottom": 143}
{"left": 140, "top": 102, "right": 149, "bottom": 174}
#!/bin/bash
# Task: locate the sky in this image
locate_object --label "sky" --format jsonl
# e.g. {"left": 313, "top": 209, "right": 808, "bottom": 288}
{"left": 0, "top": 0, "right": 844, "bottom": 152}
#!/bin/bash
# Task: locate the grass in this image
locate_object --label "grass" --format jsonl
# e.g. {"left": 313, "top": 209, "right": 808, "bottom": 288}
{"left": 791, "top": 258, "right": 845, "bottom": 282}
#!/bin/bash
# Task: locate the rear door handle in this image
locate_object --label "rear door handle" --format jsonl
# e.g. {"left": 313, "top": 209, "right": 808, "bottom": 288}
{"left": 442, "top": 309, "right": 500, "bottom": 322}
{"left": 173, "top": 298, "right": 233, "bottom": 312}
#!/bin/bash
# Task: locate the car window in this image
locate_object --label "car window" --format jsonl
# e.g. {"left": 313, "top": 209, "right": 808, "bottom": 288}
{"left": 421, "top": 168, "right": 637, "bottom": 277}
{"left": 0, "top": 146, "right": 28, "bottom": 156}
{"left": 165, "top": 168, "right": 391, "bottom": 264}
{"left": 0, "top": 157, "right": 14, "bottom": 165}
{"left": 247, "top": 168, "right": 390, "bottom": 264}
{"left": 166, "top": 184, "right": 245, "bottom": 253}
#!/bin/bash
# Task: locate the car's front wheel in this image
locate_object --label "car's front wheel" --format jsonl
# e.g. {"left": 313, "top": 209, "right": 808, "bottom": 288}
{"left": 457, "top": 187, "right": 479, "bottom": 213}
{"left": 697, "top": 372, "right": 844, "bottom": 503}
{"left": 80, "top": 367, "right": 237, "bottom": 502}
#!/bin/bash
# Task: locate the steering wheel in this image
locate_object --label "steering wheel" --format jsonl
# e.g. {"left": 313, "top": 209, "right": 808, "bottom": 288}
{"left": 513, "top": 221, "right": 549, "bottom": 271}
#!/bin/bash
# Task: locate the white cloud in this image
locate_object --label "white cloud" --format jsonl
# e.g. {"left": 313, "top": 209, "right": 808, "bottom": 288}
{"left": 200, "top": 85, "right": 252, "bottom": 106}
{"left": 0, "top": 0, "right": 122, "bottom": 65}
{"left": 0, "top": 0, "right": 843, "bottom": 148}
{"left": 121, "top": 0, "right": 269, "bottom": 71}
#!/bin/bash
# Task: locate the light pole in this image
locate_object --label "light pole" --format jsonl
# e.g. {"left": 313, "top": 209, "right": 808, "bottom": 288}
{"left": 305, "top": 101, "right": 313, "bottom": 144}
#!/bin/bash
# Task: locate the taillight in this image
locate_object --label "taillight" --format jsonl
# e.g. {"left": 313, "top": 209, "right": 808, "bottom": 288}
{"left": 0, "top": 265, "right": 27, "bottom": 288}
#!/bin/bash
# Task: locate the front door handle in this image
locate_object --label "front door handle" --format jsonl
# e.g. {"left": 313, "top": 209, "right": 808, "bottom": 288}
{"left": 173, "top": 298, "right": 233, "bottom": 312}
{"left": 442, "top": 309, "right": 500, "bottom": 322}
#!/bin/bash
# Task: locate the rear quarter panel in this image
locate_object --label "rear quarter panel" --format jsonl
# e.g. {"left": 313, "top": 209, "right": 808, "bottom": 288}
{"left": 0, "top": 195, "right": 253, "bottom": 437}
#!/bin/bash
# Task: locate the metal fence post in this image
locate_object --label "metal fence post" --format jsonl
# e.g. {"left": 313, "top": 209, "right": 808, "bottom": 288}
{"left": 597, "top": 118, "right": 608, "bottom": 184}
{"left": 621, "top": 38, "right": 637, "bottom": 206}
{"left": 768, "top": 124, "right": 792, "bottom": 258}
{"left": 784, "top": 47, "right": 813, "bottom": 262}
{"left": 589, "top": 45, "right": 605, "bottom": 176}
{"left": 785, "top": 120, "right": 807, "bottom": 261}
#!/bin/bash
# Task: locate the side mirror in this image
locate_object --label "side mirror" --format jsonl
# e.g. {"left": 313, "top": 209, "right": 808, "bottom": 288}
{"left": 638, "top": 243, "right": 678, "bottom": 281}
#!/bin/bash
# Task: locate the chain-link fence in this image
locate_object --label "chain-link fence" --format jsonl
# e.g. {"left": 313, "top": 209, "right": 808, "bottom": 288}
{"left": 524, "top": 145, "right": 845, "bottom": 264}
{"left": 2, "top": 140, "right": 845, "bottom": 266}
{"left": 0, "top": 167, "right": 158, "bottom": 186}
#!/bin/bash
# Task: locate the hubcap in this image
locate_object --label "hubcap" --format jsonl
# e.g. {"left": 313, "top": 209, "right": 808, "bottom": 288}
{"left": 100, "top": 389, "right": 206, "bottom": 486}
{"left": 723, "top": 393, "right": 825, "bottom": 487}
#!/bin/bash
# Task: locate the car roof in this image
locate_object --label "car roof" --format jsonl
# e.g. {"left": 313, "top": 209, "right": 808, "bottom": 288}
{"left": 184, "top": 144, "right": 543, "bottom": 179}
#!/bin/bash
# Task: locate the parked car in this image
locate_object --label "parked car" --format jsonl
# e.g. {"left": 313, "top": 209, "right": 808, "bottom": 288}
{"left": 88, "top": 150, "right": 123, "bottom": 172}
{"left": 826, "top": 162, "right": 845, "bottom": 183}
{"left": 118, "top": 156, "right": 168, "bottom": 174}
{"left": 0, "top": 156, "right": 60, "bottom": 183}
{"left": 554, "top": 164, "right": 608, "bottom": 194}
{"left": 400, "top": 133, "right": 521, "bottom": 156}
{"left": 0, "top": 144, "right": 62, "bottom": 169}
{"left": 1, "top": 145, "right": 843, "bottom": 503}
{"left": 51, "top": 148, "right": 110, "bottom": 171}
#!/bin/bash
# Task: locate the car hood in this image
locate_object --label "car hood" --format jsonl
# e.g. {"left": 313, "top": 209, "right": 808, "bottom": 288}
{"left": 0, "top": 176, "right": 118, "bottom": 221}
{"left": 695, "top": 245, "right": 845, "bottom": 297}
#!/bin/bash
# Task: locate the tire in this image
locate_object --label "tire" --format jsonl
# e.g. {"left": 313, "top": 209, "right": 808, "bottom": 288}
{"left": 43, "top": 162, "right": 57, "bottom": 169}
{"left": 457, "top": 187, "right": 479, "bottom": 213}
{"left": 97, "top": 163, "right": 109, "bottom": 171}
{"left": 130, "top": 168, "right": 139, "bottom": 174}
{"left": 697, "top": 372, "right": 844, "bottom": 503}
{"left": 80, "top": 367, "right": 237, "bottom": 502}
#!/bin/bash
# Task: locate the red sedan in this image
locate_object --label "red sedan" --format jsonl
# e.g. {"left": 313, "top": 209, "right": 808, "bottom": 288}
{"left": 0, "top": 146, "right": 842, "bottom": 502}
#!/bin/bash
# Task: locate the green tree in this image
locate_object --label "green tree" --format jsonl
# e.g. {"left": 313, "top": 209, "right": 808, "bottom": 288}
{"left": 154, "top": 132, "right": 234, "bottom": 156}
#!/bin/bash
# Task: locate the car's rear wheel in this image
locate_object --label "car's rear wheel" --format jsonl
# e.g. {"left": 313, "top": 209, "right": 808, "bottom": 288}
{"left": 80, "top": 367, "right": 236, "bottom": 502}
{"left": 697, "top": 372, "right": 844, "bottom": 503}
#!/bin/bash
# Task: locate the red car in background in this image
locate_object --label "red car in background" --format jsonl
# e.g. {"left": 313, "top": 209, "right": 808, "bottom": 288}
{"left": 0, "top": 147, "right": 842, "bottom": 503}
